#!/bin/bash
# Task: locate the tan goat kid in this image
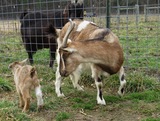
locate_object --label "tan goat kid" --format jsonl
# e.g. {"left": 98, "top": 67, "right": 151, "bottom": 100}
{"left": 55, "top": 19, "right": 126, "bottom": 105}
{"left": 9, "top": 59, "right": 44, "bottom": 112}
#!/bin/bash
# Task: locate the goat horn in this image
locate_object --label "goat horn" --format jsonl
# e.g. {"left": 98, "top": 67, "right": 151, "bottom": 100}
{"left": 61, "top": 19, "right": 75, "bottom": 48}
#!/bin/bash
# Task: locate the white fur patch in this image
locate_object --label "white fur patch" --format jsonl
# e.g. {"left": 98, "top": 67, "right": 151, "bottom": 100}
{"left": 57, "top": 38, "right": 62, "bottom": 48}
{"left": 35, "top": 86, "right": 43, "bottom": 106}
{"left": 57, "top": 38, "right": 71, "bottom": 48}
{"left": 68, "top": 39, "right": 71, "bottom": 43}
{"left": 71, "top": 0, "right": 83, "bottom": 5}
{"left": 63, "top": 47, "right": 77, "bottom": 53}
{"left": 35, "top": 86, "right": 42, "bottom": 97}
{"left": 76, "top": 20, "right": 90, "bottom": 32}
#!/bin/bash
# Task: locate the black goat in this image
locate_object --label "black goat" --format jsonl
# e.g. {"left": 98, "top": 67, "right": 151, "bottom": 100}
{"left": 20, "top": 0, "right": 84, "bottom": 67}
{"left": 20, "top": 12, "right": 58, "bottom": 67}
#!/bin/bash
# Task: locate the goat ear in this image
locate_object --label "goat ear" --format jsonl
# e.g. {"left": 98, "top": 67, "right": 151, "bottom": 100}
{"left": 8, "top": 63, "right": 13, "bottom": 69}
{"left": 56, "top": 29, "right": 61, "bottom": 36}
{"left": 62, "top": 47, "right": 77, "bottom": 53}
{"left": 8, "top": 62, "right": 19, "bottom": 69}
{"left": 20, "top": 58, "right": 28, "bottom": 65}
{"left": 30, "top": 66, "right": 36, "bottom": 78}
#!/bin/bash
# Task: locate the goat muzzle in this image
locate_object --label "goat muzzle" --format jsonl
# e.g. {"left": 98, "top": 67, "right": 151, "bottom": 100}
{"left": 60, "top": 70, "right": 68, "bottom": 77}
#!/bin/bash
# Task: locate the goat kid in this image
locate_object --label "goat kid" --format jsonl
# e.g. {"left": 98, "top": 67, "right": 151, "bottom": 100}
{"left": 9, "top": 59, "right": 44, "bottom": 112}
{"left": 55, "top": 19, "right": 126, "bottom": 105}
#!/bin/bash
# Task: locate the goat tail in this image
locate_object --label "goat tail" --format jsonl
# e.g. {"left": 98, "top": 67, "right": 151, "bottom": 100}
{"left": 30, "top": 67, "right": 36, "bottom": 78}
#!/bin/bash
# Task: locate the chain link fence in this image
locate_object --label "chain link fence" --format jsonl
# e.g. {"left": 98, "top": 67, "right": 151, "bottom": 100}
{"left": 0, "top": 0, "right": 159, "bottom": 80}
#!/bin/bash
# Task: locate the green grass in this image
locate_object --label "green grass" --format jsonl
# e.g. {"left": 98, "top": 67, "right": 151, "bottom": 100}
{"left": 55, "top": 112, "right": 70, "bottom": 121}
{"left": 0, "top": 77, "right": 13, "bottom": 91}
{"left": 125, "top": 90, "right": 160, "bottom": 102}
{"left": 0, "top": 100, "right": 30, "bottom": 121}
{"left": 142, "top": 118, "right": 160, "bottom": 121}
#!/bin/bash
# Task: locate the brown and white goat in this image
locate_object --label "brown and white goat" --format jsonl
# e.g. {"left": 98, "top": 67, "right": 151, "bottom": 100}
{"left": 9, "top": 59, "right": 44, "bottom": 112}
{"left": 55, "top": 19, "right": 126, "bottom": 105}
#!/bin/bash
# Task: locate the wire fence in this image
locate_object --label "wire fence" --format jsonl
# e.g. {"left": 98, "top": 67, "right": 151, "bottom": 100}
{"left": 0, "top": 0, "right": 160, "bottom": 80}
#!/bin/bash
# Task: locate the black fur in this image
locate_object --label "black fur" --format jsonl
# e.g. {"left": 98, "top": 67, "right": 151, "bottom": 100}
{"left": 19, "top": 1, "right": 84, "bottom": 67}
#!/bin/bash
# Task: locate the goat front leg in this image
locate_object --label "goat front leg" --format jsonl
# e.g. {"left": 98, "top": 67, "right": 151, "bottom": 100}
{"left": 70, "top": 65, "right": 84, "bottom": 91}
{"left": 27, "top": 51, "right": 33, "bottom": 65}
{"left": 55, "top": 67, "right": 65, "bottom": 97}
{"left": 118, "top": 66, "right": 126, "bottom": 96}
{"left": 55, "top": 49, "right": 65, "bottom": 97}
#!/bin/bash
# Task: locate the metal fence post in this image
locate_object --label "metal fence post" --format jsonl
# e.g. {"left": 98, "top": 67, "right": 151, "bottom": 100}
{"left": 106, "top": 0, "right": 110, "bottom": 28}
{"left": 135, "top": 4, "right": 139, "bottom": 24}
{"left": 144, "top": 5, "right": 147, "bottom": 22}
{"left": 117, "top": 5, "right": 120, "bottom": 25}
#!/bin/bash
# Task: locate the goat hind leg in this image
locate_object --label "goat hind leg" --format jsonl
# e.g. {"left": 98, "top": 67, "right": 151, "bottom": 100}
{"left": 95, "top": 77, "right": 106, "bottom": 105}
{"left": 118, "top": 66, "right": 126, "bottom": 96}
{"left": 22, "top": 89, "right": 30, "bottom": 112}
{"left": 17, "top": 88, "right": 24, "bottom": 108}
{"left": 19, "top": 92, "right": 24, "bottom": 108}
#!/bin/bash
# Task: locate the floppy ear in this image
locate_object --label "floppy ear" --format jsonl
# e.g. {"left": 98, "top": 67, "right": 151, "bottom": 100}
{"left": 8, "top": 62, "right": 19, "bottom": 69}
{"left": 8, "top": 63, "right": 13, "bottom": 69}
{"left": 56, "top": 29, "right": 61, "bottom": 36}
{"left": 62, "top": 47, "right": 77, "bottom": 53}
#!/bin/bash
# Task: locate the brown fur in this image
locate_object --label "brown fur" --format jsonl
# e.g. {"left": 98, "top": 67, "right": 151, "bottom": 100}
{"left": 58, "top": 19, "right": 123, "bottom": 76}
{"left": 9, "top": 60, "right": 43, "bottom": 112}
{"left": 59, "top": 19, "right": 99, "bottom": 43}
{"left": 55, "top": 20, "right": 126, "bottom": 104}
{"left": 59, "top": 40, "right": 123, "bottom": 76}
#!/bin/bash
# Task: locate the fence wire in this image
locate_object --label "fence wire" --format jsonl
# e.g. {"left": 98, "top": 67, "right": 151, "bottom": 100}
{"left": 0, "top": 0, "right": 160, "bottom": 79}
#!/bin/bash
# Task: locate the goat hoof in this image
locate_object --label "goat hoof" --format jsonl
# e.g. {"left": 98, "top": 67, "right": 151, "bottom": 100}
{"left": 37, "top": 105, "right": 44, "bottom": 111}
{"left": 22, "top": 109, "right": 28, "bottom": 113}
{"left": 57, "top": 93, "right": 65, "bottom": 97}
{"left": 118, "top": 90, "right": 124, "bottom": 97}
{"left": 76, "top": 85, "right": 84, "bottom": 91}
{"left": 97, "top": 99, "right": 106, "bottom": 105}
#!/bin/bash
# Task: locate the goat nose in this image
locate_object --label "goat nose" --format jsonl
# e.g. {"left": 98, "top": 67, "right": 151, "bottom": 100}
{"left": 60, "top": 70, "right": 67, "bottom": 77}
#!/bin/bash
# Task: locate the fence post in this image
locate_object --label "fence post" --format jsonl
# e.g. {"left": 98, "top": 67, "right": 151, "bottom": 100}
{"left": 135, "top": 4, "right": 139, "bottom": 24}
{"left": 144, "top": 5, "right": 147, "bottom": 22}
{"left": 106, "top": 0, "right": 110, "bottom": 28}
{"left": 117, "top": 5, "right": 120, "bottom": 25}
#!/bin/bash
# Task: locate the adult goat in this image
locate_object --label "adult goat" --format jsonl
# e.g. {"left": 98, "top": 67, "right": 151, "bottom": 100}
{"left": 20, "top": 0, "right": 84, "bottom": 67}
{"left": 55, "top": 19, "right": 126, "bottom": 105}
